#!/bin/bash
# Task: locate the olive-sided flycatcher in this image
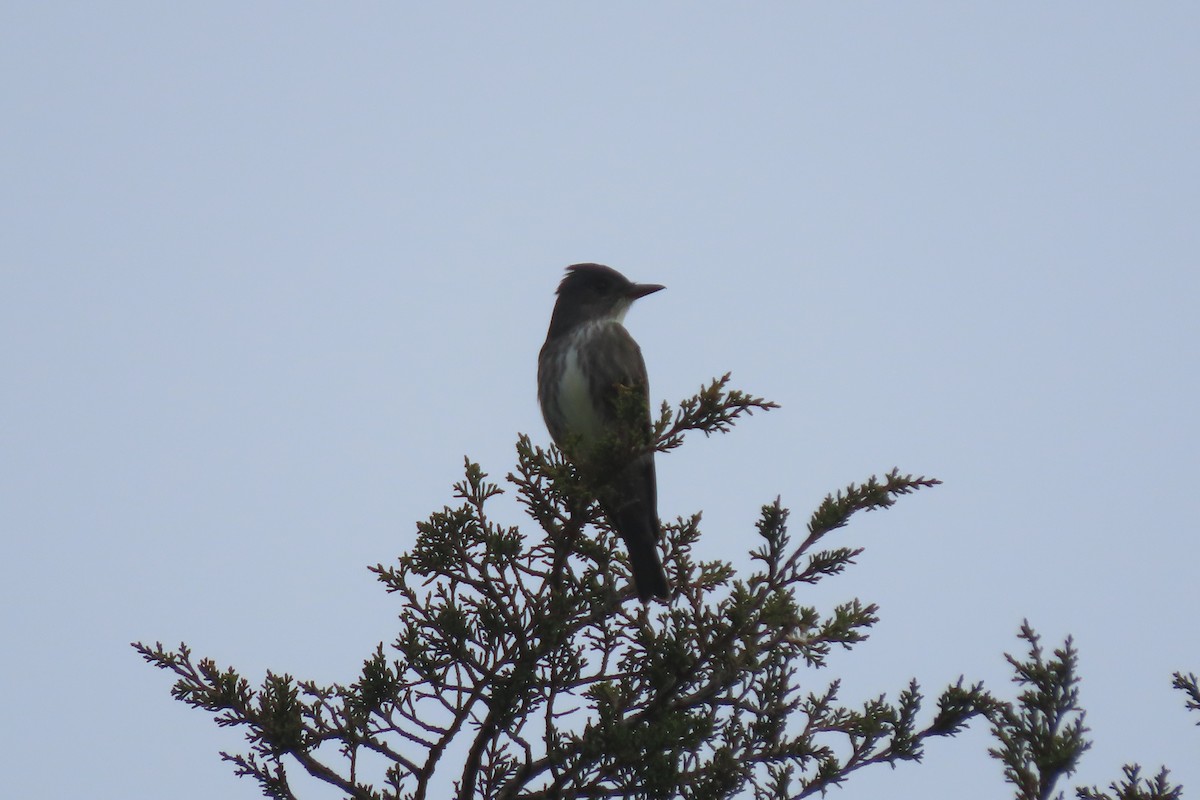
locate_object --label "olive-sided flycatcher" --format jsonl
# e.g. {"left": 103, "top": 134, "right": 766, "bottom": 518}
{"left": 537, "top": 263, "right": 670, "bottom": 601}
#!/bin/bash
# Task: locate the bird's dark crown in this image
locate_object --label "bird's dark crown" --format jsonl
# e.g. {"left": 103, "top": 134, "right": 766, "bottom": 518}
{"left": 555, "top": 263, "right": 634, "bottom": 298}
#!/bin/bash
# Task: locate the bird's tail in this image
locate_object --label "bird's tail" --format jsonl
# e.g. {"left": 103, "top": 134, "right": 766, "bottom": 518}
{"left": 601, "top": 453, "right": 669, "bottom": 602}
{"left": 614, "top": 510, "right": 670, "bottom": 602}
{"left": 627, "top": 535, "right": 670, "bottom": 602}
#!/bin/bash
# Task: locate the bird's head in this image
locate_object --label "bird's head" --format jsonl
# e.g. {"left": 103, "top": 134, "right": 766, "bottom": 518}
{"left": 548, "top": 263, "right": 664, "bottom": 336}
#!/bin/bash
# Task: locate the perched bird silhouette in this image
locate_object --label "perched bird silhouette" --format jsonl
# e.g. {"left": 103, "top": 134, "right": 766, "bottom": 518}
{"left": 537, "top": 263, "right": 670, "bottom": 601}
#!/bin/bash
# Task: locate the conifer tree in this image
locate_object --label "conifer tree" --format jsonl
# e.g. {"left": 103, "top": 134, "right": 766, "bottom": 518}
{"left": 135, "top": 376, "right": 1195, "bottom": 800}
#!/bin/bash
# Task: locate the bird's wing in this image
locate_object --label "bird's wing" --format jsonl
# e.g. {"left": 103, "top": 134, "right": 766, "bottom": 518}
{"left": 586, "top": 323, "right": 665, "bottom": 570}
{"left": 583, "top": 321, "right": 654, "bottom": 438}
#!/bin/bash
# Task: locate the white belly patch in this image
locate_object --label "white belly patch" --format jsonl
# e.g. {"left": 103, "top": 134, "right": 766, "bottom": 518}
{"left": 559, "top": 345, "right": 606, "bottom": 445}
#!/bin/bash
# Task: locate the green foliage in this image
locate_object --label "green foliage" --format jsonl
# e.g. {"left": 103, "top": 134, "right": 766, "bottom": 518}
{"left": 983, "top": 627, "right": 1198, "bottom": 800}
{"left": 1173, "top": 671, "right": 1200, "bottom": 723}
{"left": 987, "top": 623, "right": 1092, "bottom": 800}
{"left": 1069, "top": 672, "right": 1200, "bottom": 800}
{"left": 1077, "top": 766, "right": 1183, "bottom": 800}
{"left": 133, "top": 375, "right": 1197, "bottom": 800}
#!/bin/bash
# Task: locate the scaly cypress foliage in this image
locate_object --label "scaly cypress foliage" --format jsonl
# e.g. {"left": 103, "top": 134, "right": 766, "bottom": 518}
{"left": 134, "top": 376, "right": 1194, "bottom": 800}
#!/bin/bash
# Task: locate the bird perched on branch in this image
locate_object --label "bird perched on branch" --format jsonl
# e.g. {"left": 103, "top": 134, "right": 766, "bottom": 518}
{"left": 537, "top": 263, "right": 670, "bottom": 602}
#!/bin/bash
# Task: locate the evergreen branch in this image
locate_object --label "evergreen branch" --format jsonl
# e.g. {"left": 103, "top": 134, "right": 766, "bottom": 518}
{"left": 134, "top": 376, "right": 1005, "bottom": 800}
{"left": 1071, "top": 672, "right": 1196, "bottom": 800}
{"left": 1171, "top": 671, "right": 1199, "bottom": 722}
{"left": 1076, "top": 766, "right": 1183, "bottom": 800}
{"left": 802, "top": 468, "right": 941, "bottom": 552}
{"left": 654, "top": 373, "right": 778, "bottom": 452}
{"left": 988, "top": 622, "right": 1092, "bottom": 800}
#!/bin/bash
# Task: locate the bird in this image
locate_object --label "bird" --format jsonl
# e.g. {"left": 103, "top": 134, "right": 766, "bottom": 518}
{"left": 537, "top": 263, "right": 671, "bottom": 602}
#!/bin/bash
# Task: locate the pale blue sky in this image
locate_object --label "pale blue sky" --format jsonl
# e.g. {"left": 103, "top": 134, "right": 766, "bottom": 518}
{"left": 3, "top": 4, "right": 1197, "bottom": 798}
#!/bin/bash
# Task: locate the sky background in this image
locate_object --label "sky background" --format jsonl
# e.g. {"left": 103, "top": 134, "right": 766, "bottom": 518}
{"left": 3, "top": 4, "right": 1197, "bottom": 798}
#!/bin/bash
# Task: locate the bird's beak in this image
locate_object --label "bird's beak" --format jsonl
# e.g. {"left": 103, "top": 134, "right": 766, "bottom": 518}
{"left": 628, "top": 282, "right": 665, "bottom": 300}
